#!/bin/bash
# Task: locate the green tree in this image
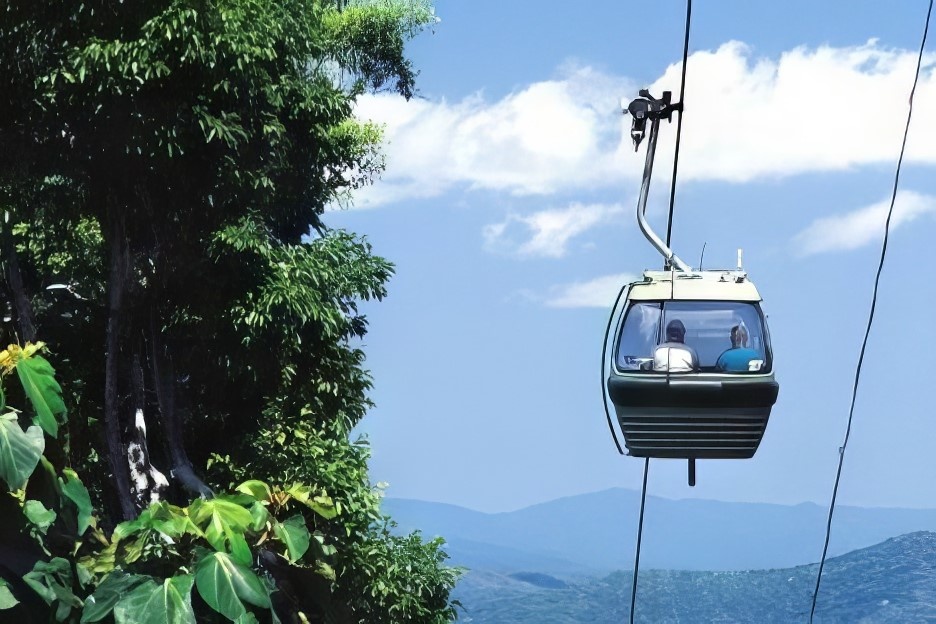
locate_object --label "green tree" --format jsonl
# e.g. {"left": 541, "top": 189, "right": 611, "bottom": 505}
{"left": 0, "top": 0, "right": 460, "bottom": 621}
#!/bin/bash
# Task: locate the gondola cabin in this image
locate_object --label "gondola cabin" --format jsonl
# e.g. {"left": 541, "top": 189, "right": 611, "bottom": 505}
{"left": 607, "top": 269, "right": 779, "bottom": 460}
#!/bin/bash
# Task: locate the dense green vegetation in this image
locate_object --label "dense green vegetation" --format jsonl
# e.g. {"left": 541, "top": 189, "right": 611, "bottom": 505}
{"left": 0, "top": 0, "right": 460, "bottom": 621}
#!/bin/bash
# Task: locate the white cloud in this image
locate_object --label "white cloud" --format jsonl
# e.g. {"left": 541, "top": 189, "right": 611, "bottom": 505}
{"left": 545, "top": 273, "right": 638, "bottom": 308}
{"left": 482, "top": 202, "right": 623, "bottom": 258}
{"left": 657, "top": 41, "right": 936, "bottom": 182}
{"left": 352, "top": 65, "right": 632, "bottom": 207}
{"left": 352, "top": 41, "right": 936, "bottom": 207}
{"left": 792, "top": 190, "right": 936, "bottom": 255}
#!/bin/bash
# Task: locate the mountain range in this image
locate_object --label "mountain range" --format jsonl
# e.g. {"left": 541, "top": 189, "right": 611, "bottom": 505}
{"left": 452, "top": 531, "right": 936, "bottom": 623}
{"left": 384, "top": 488, "right": 936, "bottom": 575}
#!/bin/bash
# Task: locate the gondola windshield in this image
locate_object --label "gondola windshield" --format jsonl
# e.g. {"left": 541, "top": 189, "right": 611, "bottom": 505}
{"left": 615, "top": 301, "right": 771, "bottom": 374}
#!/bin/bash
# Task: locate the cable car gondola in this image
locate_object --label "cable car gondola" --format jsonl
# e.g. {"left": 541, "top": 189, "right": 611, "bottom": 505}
{"left": 603, "top": 90, "right": 779, "bottom": 481}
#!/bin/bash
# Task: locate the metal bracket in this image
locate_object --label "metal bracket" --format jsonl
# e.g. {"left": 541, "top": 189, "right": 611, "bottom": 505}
{"left": 625, "top": 89, "right": 692, "bottom": 273}
{"left": 624, "top": 90, "right": 682, "bottom": 151}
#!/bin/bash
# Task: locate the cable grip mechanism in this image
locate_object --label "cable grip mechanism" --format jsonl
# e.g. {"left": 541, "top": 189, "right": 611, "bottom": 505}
{"left": 623, "top": 90, "right": 682, "bottom": 151}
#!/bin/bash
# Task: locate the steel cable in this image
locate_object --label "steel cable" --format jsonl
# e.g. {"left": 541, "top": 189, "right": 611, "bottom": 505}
{"left": 808, "top": 2, "right": 933, "bottom": 621}
{"left": 628, "top": 2, "right": 692, "bottom": 621}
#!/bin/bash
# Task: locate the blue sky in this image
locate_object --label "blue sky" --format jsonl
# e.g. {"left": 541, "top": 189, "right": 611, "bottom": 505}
{"left": 327, "top": 0, "right": 936, "bottom": 513}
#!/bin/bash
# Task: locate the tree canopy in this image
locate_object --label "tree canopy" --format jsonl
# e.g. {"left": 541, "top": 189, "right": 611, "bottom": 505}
{"left": 0, "top": 1, "right": 460, "bottom": 622}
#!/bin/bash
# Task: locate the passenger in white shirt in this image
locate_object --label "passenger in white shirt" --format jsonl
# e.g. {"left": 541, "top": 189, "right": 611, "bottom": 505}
{"left": 653, "top": 319, "right": 699, "bottom": 372}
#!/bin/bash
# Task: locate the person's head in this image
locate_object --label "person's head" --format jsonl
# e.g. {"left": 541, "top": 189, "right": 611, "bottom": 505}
{"left": 730, "top": 324, "right": 749, "bottom": 348}
{"left": 665, "top": 319, "right": 686, "bottom": 343}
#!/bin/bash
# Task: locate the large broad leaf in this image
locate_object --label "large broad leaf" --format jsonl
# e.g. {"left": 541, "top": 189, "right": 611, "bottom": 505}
{"left": 0, "top": 578, "right": 19, "bottom": 609}
{"left": 195, "top": 552, "right": 270, "bottom": 621}
{"left": 61, "top": 468, "right": 94, "bottom": 535}
{"left": 235, "top": 480, "right": 271, "bottom": 502}
{"left": 248, "top": 502, "right": 269, "bottom": 532}
{"left": 273, "top": 515, "right": 310, "bottom": 563}
{"left": 23, "top": 499, "right": 57, "bottom": 533}
{"left": 204, "top": 512, "right": 253, "bottom": 566}
{"left": 191, "top": 498, "right": 254, "bottom": 564}
{"left": 0, "top": 412, "right": 45, "bottom": 490}
{"left": 112, "top": 575, "right": 195, "bottom": 624}
{"left": 112, "top": 517, "right": 146, "bottom": 542}
{"left": 15, "top": 354, "right": 66, "bottom": 438}
{"left": 80, "top": 572, "right": 149, "bottom": 623}
{"left": 190, "top": 498, "right": 254, "bottom": 531}
{"left": 23, "top": 557, "right": 81, "bottom": 621}
{"left": 114, "top": 502, "right": 197, "bottom": 544}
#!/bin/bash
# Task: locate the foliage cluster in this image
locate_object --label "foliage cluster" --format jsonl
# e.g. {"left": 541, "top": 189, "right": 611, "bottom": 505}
{"left": 0, "top": 0, "right": 459, "bottom": 622}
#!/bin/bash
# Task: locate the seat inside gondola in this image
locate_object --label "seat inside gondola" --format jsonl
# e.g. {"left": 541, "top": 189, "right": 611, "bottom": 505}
{"left": 616, "top": 297, "right": 771, "bottom": 375}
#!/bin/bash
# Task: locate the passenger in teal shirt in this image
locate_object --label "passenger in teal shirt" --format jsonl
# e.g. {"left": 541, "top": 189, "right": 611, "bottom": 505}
{"left": 716, "top": 325, "right": 762, "bottom": 372}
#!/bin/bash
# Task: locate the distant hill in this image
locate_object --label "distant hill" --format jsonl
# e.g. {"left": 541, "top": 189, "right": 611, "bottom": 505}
{"left": 384, "top": 489, "right": 936, "bottom": 575}
{"left": 453, "top": 532, "right": 936, "bottom": 623}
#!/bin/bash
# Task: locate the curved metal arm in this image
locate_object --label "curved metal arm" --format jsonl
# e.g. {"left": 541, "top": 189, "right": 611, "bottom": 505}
{"left": 635, "top": 118, "right": 692, "bottom": 272}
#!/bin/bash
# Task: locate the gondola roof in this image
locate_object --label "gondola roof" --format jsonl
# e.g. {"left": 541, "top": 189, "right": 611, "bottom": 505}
{"left": 628, "top": 270, "right": 762, "bottom": 302}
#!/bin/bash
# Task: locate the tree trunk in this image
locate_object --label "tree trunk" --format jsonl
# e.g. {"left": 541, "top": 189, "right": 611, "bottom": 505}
{"left": 127, "top": 347, "right": 168, "bottom": 506}
{"left": 1, "top": 223, "right": 36, "bottom": 343}
{"left": 149, "top": 315, "right": 213, "bottom": 498}
{"left": 104, "top": 202, "right": 136, "bottom": 521}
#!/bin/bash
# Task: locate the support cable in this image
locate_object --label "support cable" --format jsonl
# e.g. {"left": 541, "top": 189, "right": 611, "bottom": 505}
{"left": 629, "top": 458, "right": 650, "bottom": 624}
{"left": 665, "top": 0, "right": 691, "bottom": 249}
{"left": 808, "top": 2, "right": 932, "bottom": 621}
{"left": 628, "top": 3, "right": 692, "bottom": 621}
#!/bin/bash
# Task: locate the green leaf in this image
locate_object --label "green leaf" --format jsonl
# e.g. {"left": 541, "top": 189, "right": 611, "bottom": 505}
{"left": 235, "top": 480, "right": 271, "bottom": 501}
{"left": 190, "top": 497, "right": 253, "bottom": 529}
{"left": 113, "top": 575, "right": 195, "bottom": 624}
{"left": 75, "top": 562, "right": 92, "bottom": 588}
{"left": 204, "top": 512, "right": 227, "bottom": 553}
{"left": 80, "top": 572, "right": 149, "bottom": 623}
{"left": 309, "top": 494, "right": 338, "bottom": 519}
{"left": 195, "top": 552, "right": 270, "bottom": 621}
{"left": 227, "top": 528, "right": 253, "bottom": 567}
{"left": 112, "top": 517, "right": 145, "bottom": 542}
{"left": 151, "top": 514, "right": 199, "bottom": 540}
{"left": 80, "top": 541, "right": 117, "bottom": 576}
{"left": 315, "top": 560, "right": 336, "bottom": 582}
{"left": 273, "top": 515, "right": 310, "bottom": 563}
{"left": 24, "top": 499, "right": 57, "bottom": 533}
{"left": 191, "top": 497, "right": 254, "bottom": 562}
{"left": 0, "top": 578, "right": 19, "bottom": 610}
{"left": 235, "top": 613, "right": 260, "bottom": 624}
{"left": 286, "top": 484, "right": 338, "bottom": 519}
{"left": 23, "top": 558, "right": 80, "bottom": 621}
{"left": 248, "top": 502, "right": 269, "bottom": 532}
{"left": 61, "top": 468, "right": 94, "bottom": 535}
{"left": 0, "top": 413, "right": 45, "bottom": 490}
{"left": 16, "top": 354, "right": 66, "bottom": 438}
